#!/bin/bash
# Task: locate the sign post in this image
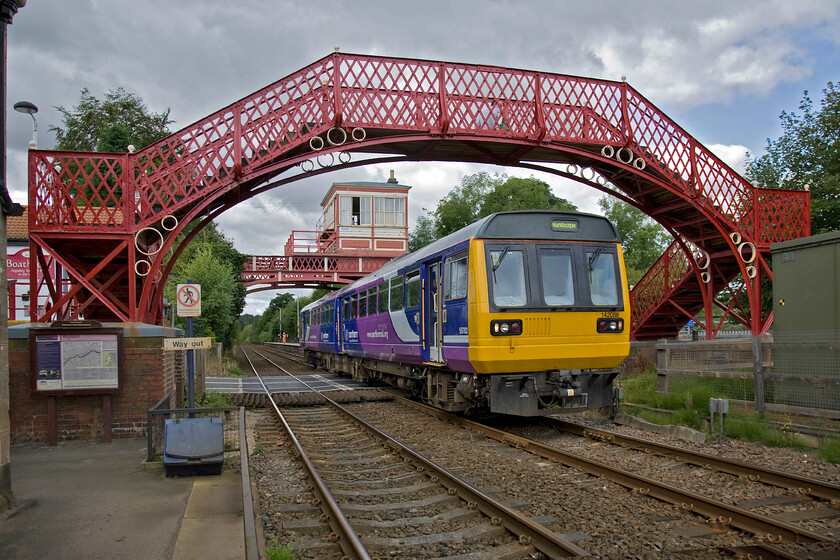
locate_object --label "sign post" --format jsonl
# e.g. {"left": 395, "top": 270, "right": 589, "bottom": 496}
{"left": 176, "top": 283, "right": 201, "bottom": 409}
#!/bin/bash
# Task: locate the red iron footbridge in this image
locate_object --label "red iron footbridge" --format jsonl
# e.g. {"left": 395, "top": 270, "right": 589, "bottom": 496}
{"left": 26, "top": 52, "right": 809, "bottom": 339}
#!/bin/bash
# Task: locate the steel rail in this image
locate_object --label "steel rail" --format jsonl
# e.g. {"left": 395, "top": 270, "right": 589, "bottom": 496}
{"left": 239, "top": 346, "right": 372, "bottom": 560}
{"left": 249, "top": 346, "right": 591, "bottom": 558}
{"left": 390, "top": 395, "right": 832, "bottom": 545}
{"left": 553, "top": 418, "right": 840, "bottom": 502}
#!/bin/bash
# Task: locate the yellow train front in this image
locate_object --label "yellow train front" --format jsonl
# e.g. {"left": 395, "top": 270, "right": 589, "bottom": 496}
{"left": 434, "top": 210, "right": 630, "bottom": 416}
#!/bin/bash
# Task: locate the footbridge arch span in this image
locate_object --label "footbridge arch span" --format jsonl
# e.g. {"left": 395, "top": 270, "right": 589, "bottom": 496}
{"left": 28, "top": 52, "right": 809, "bottom": 337}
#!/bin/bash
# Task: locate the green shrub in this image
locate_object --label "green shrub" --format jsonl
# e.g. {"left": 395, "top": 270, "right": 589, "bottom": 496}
{"left": 266, "top": 543, "right": 297, "bottom": 560}
{"left": 817, "top": 437, "right": 840, "bottom": 463}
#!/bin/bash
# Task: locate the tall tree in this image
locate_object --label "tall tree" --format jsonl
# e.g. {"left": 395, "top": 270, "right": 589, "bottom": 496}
{"left": 482, "top": 176, "right": 577, "bottom": 215}
{"left": 168, "top": 244, "right": 240, "bottom": 348}
{"left": 598, "top": 196, "right": 671, "bottom": 285}
{"left": 745, "top": 82, "right": 840, "bottom": 234}
{"left": 410, "top": 172, "right": 577, "bottom": 249}
{"left": 51, "top": 87, "right": 173, "bottom": 151}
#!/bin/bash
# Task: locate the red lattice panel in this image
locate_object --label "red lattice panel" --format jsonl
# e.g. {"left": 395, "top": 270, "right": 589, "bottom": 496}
{"left": 630, "top": 240, "right": 693, "bottom": 328}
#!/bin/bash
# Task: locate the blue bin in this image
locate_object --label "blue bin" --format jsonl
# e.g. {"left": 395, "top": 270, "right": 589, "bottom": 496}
{"left": 163, "top": 417, "right": 224, "bottom": 477}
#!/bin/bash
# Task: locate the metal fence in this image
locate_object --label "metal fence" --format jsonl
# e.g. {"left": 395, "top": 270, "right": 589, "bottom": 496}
{"left": 146, "top": 402, "right": 243, "bottom": 462}
{"left": 654, "top": 331, "right": 840, "bottom": 418}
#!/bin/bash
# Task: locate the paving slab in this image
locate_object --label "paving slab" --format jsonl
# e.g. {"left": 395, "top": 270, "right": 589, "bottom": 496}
{"left": 0, "top": 440, "right": 193, "bottom": 560}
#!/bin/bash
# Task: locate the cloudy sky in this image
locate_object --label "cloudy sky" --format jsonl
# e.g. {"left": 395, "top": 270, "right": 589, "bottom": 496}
{"left": 6, "top": 0, "right": 839, "bottom": 314}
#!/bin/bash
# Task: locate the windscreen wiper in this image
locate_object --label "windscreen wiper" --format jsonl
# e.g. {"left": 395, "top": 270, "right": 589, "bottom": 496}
{"left": 588, "top": 247, "right": 603, "bottom": 271}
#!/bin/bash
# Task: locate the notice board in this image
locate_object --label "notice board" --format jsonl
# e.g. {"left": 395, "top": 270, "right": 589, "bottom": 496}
{"left": 30, "top": 327, "right": 124, "bottom": 395}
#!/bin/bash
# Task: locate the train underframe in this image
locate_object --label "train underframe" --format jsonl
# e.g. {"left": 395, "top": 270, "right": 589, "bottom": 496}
{"left": 305, "top": 349, "right": 621, "bottom": 417}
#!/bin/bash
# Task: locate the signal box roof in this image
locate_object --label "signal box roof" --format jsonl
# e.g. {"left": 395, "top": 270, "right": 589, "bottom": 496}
{"left": 320, "top": 180, "right": 411, "bottom": 208}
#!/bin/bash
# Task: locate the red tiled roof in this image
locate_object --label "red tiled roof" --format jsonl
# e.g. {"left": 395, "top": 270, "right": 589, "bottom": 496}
{"left": 7, "top": 206, "right": 28, "bottom": 241}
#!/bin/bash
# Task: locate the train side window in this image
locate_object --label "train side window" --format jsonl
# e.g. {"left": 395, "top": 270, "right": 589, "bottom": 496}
{"left": 587, "top": 250, "right": 619, "bottom": 305}
{"left": 489, "top": 248, "right": 527, "bottom": 307}
{"left": 405, "top": 269, "right": 421, "bottom": 308}
{"left": 444, "top": 253, "right": 468, "bottom": 301}
{"left": 389, "top": 276, "right": 403, "bottom": 311}
{"left": 378, "top": 283, "right": 388, "bottom": 314}
{"left": 359, "top": 290, "right": 368, "bottom": 317}
{"left": 367, "top": 287, "right": 376, "bottom": 315}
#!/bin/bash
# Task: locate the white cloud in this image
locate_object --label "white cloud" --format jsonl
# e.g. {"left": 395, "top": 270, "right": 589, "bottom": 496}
{"left": 6, "top": 0, "right": 837, "bottom": 315}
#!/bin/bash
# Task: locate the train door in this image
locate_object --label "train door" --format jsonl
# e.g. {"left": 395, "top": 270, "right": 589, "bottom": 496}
{"left": 426, "top": 260, "right": 443, "bottom": 363}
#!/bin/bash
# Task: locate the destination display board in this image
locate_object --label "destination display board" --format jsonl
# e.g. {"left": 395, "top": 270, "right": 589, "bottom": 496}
{"left": 30, "top": 328, "right": 124, "bottom": 395}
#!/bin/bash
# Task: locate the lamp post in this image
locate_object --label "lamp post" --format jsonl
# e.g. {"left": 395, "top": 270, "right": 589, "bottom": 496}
{"left": 13, "top": 100, "right": 36, "bottom": 148}
{"left": 2, "top": 0, "right": 28, "bottom": 512}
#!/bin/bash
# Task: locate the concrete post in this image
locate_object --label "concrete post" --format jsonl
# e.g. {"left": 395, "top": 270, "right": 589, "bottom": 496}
{"left": 656, "top": 339, "right": 669, "bottom": 393}
{"left": 753, "top": 336, "right": 765, "bottom": 415}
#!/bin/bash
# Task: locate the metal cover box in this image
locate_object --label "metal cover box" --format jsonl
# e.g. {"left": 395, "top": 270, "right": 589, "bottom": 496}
{"left": 163, "top": 417, "right": 224, "bottom": 477}
{"left": 772, "top": 231, "right": 840, "bottom": 333}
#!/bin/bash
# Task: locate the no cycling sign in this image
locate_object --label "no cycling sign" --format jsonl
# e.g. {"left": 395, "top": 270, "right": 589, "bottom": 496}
{"left": 176, "top": 284, "right": 201, "bottom": 317}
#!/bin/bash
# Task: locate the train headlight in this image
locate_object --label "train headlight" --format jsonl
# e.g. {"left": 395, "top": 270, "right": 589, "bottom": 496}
{"left": 491, "top": 319, "right": 523, "bottom": 336}
{"left": 597, "top": 318, "right": 624, "bottom": 333}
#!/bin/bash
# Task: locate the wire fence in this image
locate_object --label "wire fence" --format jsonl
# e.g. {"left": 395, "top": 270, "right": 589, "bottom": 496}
{"left": 146, "top": 403, "right": 243, "bottom": 462}
{"left": 654, "top": 331, "right": 840, "bottom": 418}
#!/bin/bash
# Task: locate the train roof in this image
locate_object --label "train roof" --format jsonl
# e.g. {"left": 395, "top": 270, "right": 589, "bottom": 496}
{"left": 301, "top": 210, "right": 620, "bottom": 311}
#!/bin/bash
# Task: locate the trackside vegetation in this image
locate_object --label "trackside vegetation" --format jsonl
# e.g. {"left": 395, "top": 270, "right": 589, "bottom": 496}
{"left": 618, "top": 366, "right": 840, "bottom": 463}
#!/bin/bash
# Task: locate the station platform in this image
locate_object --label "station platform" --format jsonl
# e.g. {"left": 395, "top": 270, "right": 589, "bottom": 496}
{"left": 0, "top": 439, "right": 246, "bottom": 560}
{"left": 206, "top": 373, "right": 368, "bottom": 394}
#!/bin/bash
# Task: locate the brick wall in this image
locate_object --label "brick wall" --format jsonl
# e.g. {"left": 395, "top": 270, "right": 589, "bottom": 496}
{"left": 8, "top": 323, "right": 185, "bottom": 444}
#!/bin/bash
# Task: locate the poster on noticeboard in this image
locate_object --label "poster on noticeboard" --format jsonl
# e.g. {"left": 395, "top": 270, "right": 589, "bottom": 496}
{"left": 30, "top": 328, "right": 123, "bottom": 395}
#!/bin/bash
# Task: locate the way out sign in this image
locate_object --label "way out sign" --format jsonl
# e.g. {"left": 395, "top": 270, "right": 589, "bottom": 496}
{"left": 163, "top": 337, "right": 212, "bottom": 351}
{"left": 176, "top": 284, "right": 201, "bottom": 317}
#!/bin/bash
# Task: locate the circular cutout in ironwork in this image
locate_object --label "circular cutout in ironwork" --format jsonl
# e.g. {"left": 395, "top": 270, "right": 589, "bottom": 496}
{"left": 326, "top": 127, "right": 347, "bottom": 146}
{"left": 701, "top": 271, "right": 711, "bottom": 284}
{"left": 695, "top": 249, "right": 710, "bottom": 270}
{"left": 309, "top": 136, "right": 324, "bottom": 151}
{"left": 135, "top": 259, "right": 152, "bottom": 277}
{"left": 317, "top": 152, "right": 335, "bottom": 168}
{"left": 351, "top": 127, "right": 366, "bottom": 141}
{"left": 633, "top": 158, "right": 646, "bottom": 170}
{"left": 161, "top": 214, "right": 178, "bottom": 232}
{"left": 616, "top": 147, "right": 634, "bottom": 164}
{"left": 135, "top": 227, "right": 164, "bottom": 256}
{"left": 338, "top": 151, "right": 351, "bottom": 164}
{"left": 729, "top": 231, "right": 742, "bottom": 245}
{"left": 300, "top": 159, "right": 315, "bottom": 172}
{"left": 600, "top": 145, "right": 615, "bottom": 158}
{"left": 746, "top": 265, "right": 757, "bottom": 279}
{"left": 738, "top": 242, "right": 757, "bottom": 263}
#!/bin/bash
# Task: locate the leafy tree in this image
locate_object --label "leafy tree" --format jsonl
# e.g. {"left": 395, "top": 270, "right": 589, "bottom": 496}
{"left": 482, "top": 176, "right": 577, "bottom": 215}
{"left": 433, "top": 172, "right": 504, "bottom": 237}
{"left": 410, "top": 172, "right": 577, "bottom": 249}
{"left": 598, "top": 196, "right": 671, "bottom": 285}
{"left": 745, "top": 82, "right": 840, "bottom": 234}
{"left": 51, "top": 87, "right": 173, "bottom": 151}
{"left": 164, "top": 222, "right": 247, "bottom": 349}
{"left": 168, "top": 244, "right": 240, "bottom": 348}
{"left": 408, "top": 213, "right": 436, "bottom": 252}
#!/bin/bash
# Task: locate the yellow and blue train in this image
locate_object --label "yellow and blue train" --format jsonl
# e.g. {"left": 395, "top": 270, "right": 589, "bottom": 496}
{"left": 300, "top": 210, "right": 630, "bottom": 416}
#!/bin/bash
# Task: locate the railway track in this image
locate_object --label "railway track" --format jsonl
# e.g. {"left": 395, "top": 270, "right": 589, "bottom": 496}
{"left": 245, "top": 343, "right": 840, "bottom": 557}
{"left": 242, "top": 345, "right": 588, "bottom": 559}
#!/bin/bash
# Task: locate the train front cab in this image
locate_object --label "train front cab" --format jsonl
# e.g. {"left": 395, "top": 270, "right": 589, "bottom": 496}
{"left": 465, "top": 212, "right": 631, "bottom": 416}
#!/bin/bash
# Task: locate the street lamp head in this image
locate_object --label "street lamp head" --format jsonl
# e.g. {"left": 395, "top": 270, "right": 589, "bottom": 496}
{"left": 13, "top": 100, "right": 37, "bottom": 115}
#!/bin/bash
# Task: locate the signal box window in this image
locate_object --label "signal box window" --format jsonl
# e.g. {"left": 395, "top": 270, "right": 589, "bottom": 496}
{"left": 444, "top": 253, "right": 468, "bottom": 301}
{"left": 389, "top": 277, "right": 403, "bottom": 311}
{"left": 374, "top": 197, "right": 405, "bottom": 226}
{"left": 489, "top": 248, "right": 526, "bottom": 307}
{"left": 587, "top": 250, "right": 619, "bottom": 306}
{"left": 405, "top": 270, "right": 421, "bottom": 308}
{"left": 339, "top": 195, "right": 371, "bottom": 226}
{"left": 540, "top": 248, "right": 575, "bottom": 306}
